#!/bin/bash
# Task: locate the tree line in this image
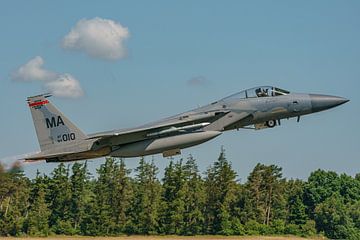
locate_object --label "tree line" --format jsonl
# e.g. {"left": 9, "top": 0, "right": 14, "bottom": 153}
{"left": 0, "top": 148, "right": 360, "bottom": 239}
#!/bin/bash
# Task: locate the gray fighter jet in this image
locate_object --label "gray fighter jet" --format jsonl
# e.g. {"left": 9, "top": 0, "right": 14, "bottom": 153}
{"left": 25, "top": 86, "right": 348, "bottom": 162}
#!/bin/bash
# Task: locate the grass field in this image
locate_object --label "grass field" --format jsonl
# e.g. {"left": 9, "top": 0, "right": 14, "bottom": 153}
{"left": 3, "top": 236, "right": 326, "bottom": 240}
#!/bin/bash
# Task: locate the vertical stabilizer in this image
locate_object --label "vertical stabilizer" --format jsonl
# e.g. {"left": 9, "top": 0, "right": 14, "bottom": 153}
{"left": 27, "top": 94, "right": 87, "bottom": 152}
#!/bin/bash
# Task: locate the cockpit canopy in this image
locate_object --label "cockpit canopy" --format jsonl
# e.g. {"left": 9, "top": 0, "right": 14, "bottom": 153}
{"left": 222, "top": 86, "right": 290, "bottom": 100}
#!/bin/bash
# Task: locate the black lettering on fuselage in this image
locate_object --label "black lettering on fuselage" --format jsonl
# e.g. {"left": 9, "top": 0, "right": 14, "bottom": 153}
{"left": 46, "top": 116, "right": 65, "bottom": 128}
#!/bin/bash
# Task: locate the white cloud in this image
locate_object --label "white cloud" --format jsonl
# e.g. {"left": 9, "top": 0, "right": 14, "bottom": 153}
{"left": 12, "top": 56, "right": 84, "bottom": 98}
{"left": 62, "top": 17, "right": 129, "bottom": 60}
{"left": 12, "top": 56, "right": 56, "bottom": 81}
{"left": 45, "top": 74, "right": 84, "bottom": 98}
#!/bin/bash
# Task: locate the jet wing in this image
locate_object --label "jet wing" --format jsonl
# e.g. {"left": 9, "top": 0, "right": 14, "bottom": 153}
{"left": 24, "top": 146, "right": 112, "bottom": 162}
{"left": 24, "top": 138, "right": 106, "bottom": 162}
{"left": 87, "top": 110, "right": 229, "bottom": 145}
{"left": 203, "top": 111, "right": 254, "bottom": 131}
{"left": 24, "top": 151, "right": 76, "bottom": 161}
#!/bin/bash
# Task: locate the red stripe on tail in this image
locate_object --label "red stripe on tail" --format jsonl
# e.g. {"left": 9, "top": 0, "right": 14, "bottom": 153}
{"left": 28, "top": 100, "right": 49, "bottom": 107}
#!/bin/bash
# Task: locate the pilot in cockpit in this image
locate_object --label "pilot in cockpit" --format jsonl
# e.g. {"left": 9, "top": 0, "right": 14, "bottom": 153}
{"left": 255, "top": 88, "right": 268, "bottom": 97}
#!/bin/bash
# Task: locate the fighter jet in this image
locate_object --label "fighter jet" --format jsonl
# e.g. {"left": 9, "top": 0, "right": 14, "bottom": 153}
{"left": 24, "top": 86, "right": 348, "bottom": 162}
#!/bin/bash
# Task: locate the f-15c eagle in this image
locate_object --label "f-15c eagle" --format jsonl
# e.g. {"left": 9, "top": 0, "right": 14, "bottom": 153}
{"left": 24, "top": 86, "right": 348, "bottom": 162}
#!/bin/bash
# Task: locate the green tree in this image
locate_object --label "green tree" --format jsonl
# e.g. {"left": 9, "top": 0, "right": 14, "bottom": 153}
{"left": 355, "top": 173, "right": 360, "bottom": 182}
{"left": 128, "top": 158, "right": 162, "bottom": 234}
{"left": 339, "top": 173, "right": 360, "bottom": 204}
{"left": 48, "top": 163, "right": 73, "bottom": 234}
{"left": 160, "top": 160, "right": 185, "bottom": 234}
{"left": 0, "top": 163, "right": 13, "bottom": 236}
{"left": 243, "top": 163, "right": 286, "bottom": 226}
{"left": 26, "top": 172, "right": 51, "bottom": 236}
{"left": 314, "top": 193, "right": 360, "bottom": 239}
{"left": 348, "top": 200, "right": 360, "bottom": 229}
{"left": 0, "top": 162, "right": 30, "bottom": 236}
{"left": 85, "top": 157, "right": 132, "bottom": 235}
{"left": 204, "top": 147, "right": 237, "bottom": 235}
{"left": 262, "top": 164, "right": 286, "bottom": 225}
{"left": 286, "top": 179, "right": 308, "bottom": 225}
{"left": 160, "top": 157, "right": 204, "bottom": 235}
{"left": 181, "top": 155, "right": 205, "bottom": 235}
{"left": 111, "top": 159, "right": 133, "bottom": 234}
{"left": 0, "top": 163, "right": 11, "bottom": 212}
{"left": 90, "top": 158, "right": 115, "bottom": 235}
{"left": 303, "top": 169, "right": 341, "bottom": 217}
{"left": 70, "top": 162, "right": 90, "bottom": 234}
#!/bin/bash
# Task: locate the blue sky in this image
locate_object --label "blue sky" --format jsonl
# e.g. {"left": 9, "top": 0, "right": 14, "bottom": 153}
{"left": 0, "top": 0, "right": 359, "bottom": 180}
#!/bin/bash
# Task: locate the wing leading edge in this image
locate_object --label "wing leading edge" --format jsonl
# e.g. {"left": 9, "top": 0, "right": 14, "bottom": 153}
{"left": 87, "top": 110, "right": 230, "bottom": 145}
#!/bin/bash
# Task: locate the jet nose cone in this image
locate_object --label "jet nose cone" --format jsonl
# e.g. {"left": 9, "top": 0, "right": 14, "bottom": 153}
{"left": 310, "top": 94, "right": 349, "bottom": 113}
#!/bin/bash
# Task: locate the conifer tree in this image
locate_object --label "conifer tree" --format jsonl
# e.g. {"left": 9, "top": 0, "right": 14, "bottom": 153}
{"left": 111, "top": 159, "right": 133, "bottom": 233}
{"left": 262, "top": 164, "right": 286, "bottom": 225}
{"left": 48, "top": 163, "right": 73, "bottom": 234}
{"left": 129, "top": 157, "right": 162, "bottom": 234}
{"left": 86, "top": 157, "right": 132, "bottom": 235}
{"left": 90, "top": 157, "right": 117, "bottom": 235}
{"left": 204, "top": 147, "right": 237, "bottom": 234}
{"left": 182, "top": 155, "right": 205, "bottom": 235}
{"left": 26, "top": 172, "right": 51, "bottom": 236}
{"left": 243, "top": 163, "right": 263, "bottom": 222}
{"left": 161, "top": 159, "right": 186, "bottom": 234}
{"left": 70, "top": 162, "right": 90, "bottom": 233}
